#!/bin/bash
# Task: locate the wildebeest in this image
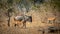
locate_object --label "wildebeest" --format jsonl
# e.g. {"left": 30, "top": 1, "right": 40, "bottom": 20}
{"left": 14, "top": 15, "right": 32, "bottom": 28}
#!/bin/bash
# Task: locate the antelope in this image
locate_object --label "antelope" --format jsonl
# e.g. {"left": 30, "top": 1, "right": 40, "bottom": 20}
{"left": 14, "top": 15, "right": 32, "bottom": 28}
{"left": 47, "top": 17, "right": 56, "bottom": 24}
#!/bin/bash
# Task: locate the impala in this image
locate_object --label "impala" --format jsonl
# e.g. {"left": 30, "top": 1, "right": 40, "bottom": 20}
{"left": 47, "top": 17, "right": 56, "bottom": 24}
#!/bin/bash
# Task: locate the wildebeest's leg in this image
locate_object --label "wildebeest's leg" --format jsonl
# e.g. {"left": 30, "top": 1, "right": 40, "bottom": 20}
{"left": 23, "top": 21, "right": 26, "bottom": 28}
{"left": 14, "top": 21, "right": 18, "bottom": 27}
{"left": 42, "top": 30, "right": 45, "bottom": 34}
{"left": 14, "top": 24, "right": 17, "bottom": 27}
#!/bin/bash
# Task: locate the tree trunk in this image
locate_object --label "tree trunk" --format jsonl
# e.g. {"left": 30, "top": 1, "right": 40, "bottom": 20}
{"left": 8, "top": 17, "right": 10, "bottom": 26}
{"left": 7, "top": 11, "right": 11, "bottom": 27}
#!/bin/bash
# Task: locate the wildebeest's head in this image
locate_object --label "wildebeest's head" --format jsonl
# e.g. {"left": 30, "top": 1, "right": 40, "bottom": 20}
{"left": 23, "top": 15, "right": 32, "bottom": 22}
{"left": 27, "top": 16, "right": 32, "bottom": 22}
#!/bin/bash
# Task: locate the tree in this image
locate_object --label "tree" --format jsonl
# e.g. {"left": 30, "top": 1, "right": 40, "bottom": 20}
{"left": 7, "top": 8, "right": 13, "bottom": 26}
{"left": 7, "top": 0, "right": 13, "bottom": 26}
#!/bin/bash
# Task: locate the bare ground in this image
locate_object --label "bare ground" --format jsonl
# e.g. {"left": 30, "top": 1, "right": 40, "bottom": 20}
{"left": 0, "top": 24, "right": 60, "bottom": 34}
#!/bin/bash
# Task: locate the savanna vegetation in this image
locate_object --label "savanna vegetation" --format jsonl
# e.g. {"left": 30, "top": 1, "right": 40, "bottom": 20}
{"left": 0, "top": 0, "right": 60, "bottom": 34}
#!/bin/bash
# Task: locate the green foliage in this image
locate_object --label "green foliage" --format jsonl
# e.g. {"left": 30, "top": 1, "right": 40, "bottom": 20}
{"left": 7, "top": 8, "right": 15, "bottom": 17}
{"left": 52, "top": 0, "right": 60, "bottom": 12}
{"left": 8, "top": 8, "right": 13, "bottom": 13}
{"left": 7, "top": 0, "right": 13, "bottom": 4}
{"left": 7, "top": 0, "right": 13, "bottom": 7}
{"left": 14, "top": 0, "right": 21, "bottom": 3}
{"left": 1, "top": 0, "right": 60, "bottom": 12}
